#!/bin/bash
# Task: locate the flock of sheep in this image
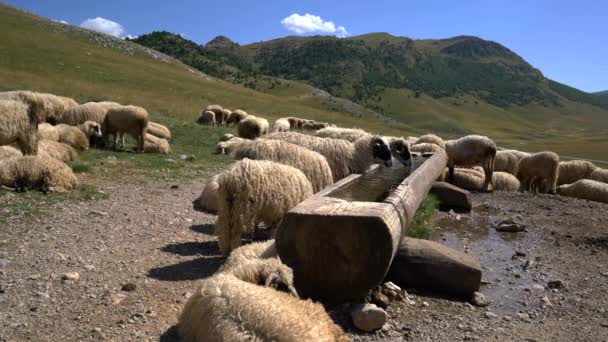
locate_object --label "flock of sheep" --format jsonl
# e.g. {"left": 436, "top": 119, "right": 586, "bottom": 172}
{"left": 184, "top": 105, "right": 608, "bottom": 341}
{"left": 0, "top": 90, "right": 172, "bottom": 192}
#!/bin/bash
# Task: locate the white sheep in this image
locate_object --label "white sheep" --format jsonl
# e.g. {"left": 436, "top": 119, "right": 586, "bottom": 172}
{"left": 193, "top": 174, "right": 220, "bottom": 214}
{"left": 0, "top": 99, "right": 43, "bottom": 155}
{"left": 557, "top": 179, "right": 608, "bottom": 204}
{"left": 59, "top": 101, "right": 121, "bottom": 125}
{"left": 226, "top": 110, "right": 248, "bottom": 126}
{"left": 0, "top": 146, "right": 23, "bottom": 159}
{"left": 197, "top": 110, "right": 216, "bottom": 126}
{"left": 146, "top": 122, "right": 171, "bottom": 139}
{"left": 445, "top": 135, "right": 497, "bottom": 192}
{"left": 56, "top": 124, "right": 89, "bottom": 151}
{"left": 415, "top": 134, "right": 445, "bottom": 150}
{"left": 266, "top": 132, "right": 393, "bottom": 182}
{"left": 492, "top": 171, "right": 521, "bottom": 192}
{"left": 0, "top": 91, "right": 76, "bottom": 124}
{"left": 102, "top": 105, "right": 149, "bottom": 152}
{"left": 272, "top": 118, "right": 290, "bottom": 132}
{"left": 215, "top": 159, "right": 313, "bottom": 254}
{"left": 410, "top": 142, "right": 444, "bottom": 154}
{"left": 0, "top": 155, "right": 78, "bottom": 192}
{"left": 38, "top": 140, "right": 79, "bottom": 162}
{"left": 589, "top": 168, "right": 608, "bottom": 184}
{"left": 314, "top": 127, "right": 369, "bottom": 142}
{"left": 205, "top": 104, "right": 227, "bottom": 125}
{"left": 557, "top": 160, "right": 597, "bottom": 186}
{"left": 515, "top": 151, "right": 560, "bottom": 194}
{"left": 37, "top": 123, "right": 60, "bottom": 142}
{"left": 494, "top": 149, "right": 529, "bottom": 175}
{"left": 143, "top": 133, "right": 171, "bottom": 154}
{"left": 237, "top": 115, "right": 269, "bottom": 139}
{"left": 232, "top": 139, "right": 334, "bottom": 193}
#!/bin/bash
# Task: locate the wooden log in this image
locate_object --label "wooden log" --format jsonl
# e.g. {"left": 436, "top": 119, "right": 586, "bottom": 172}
{"left": 276, "top": 151, "right": 447, "bottom": 303}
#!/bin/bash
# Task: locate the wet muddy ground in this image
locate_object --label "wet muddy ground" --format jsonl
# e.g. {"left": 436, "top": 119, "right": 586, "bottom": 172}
{"left": 0, "top": 178, "right": 607, "bottom": 341}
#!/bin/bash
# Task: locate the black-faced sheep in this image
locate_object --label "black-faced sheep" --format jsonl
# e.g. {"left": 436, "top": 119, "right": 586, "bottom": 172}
{"left": 266, "top": 132, "right": 393, "bottom": 182}
{"left": 196, "top": 110, "right": 216, "bottom": 126}
{"left": 410, "top": 143, "right": 444, "bottom": 154}
{"left": 415, "top": 134, "right": 445, "bottom": 150}
{"left": 557, "top": 179, "right": 608, "bottom": 203}
{"left": 237, "top": 115, "right": 270, "bottom": 139}
{"left": 233, "top": 139, "right": 334, "bottom": 193}
{"left": 215, "top": 159, "right": 313, "bottom": 254}
{"left": 272, "top": 118, "right": 290, "bottom": 132}
{"left": 387, "top": 137, "right": 412, "bottom": 166}
{"left": 143, "top": 133, "right": 171, "bottom": 154}
{"left": 0, "top": 155, "right": 78, "bottom": 192}
{"left": 589, "top": 168, "right": 608, "bottom": 184}
{"left": 38, "top": 140, "right": 79, "bottom": 162}
{"left": 314, "top": 127, "right": 369, "bottom": 142}
{"left": 102, "top": 105, "right": 149, "bottom": 153}
{"left": 77, "top": 121, "right": 103, "bottom": 140}
{"left": 494, "top": 149, "right": 529, "bottom": 175}
{"left": 226, "top": 110, "right": 248, "bottom": 126}
{"left": 0, "top": 99, "right": 43, "bottom": 155}
{"left": 56, "top": 124, "right": 89, "bottom": 151}
{"left": 146, "top": 122, "right": 171, "bottom": 139}
{"left": 59, "top": 101, "right": 121, "bottom": 125}
{"left": 193, "top": 174, "right": 220, "bottom": 214}
{"left": 445, "top": 135, "right": 497, "bottom": 192}
{"left": 557, "top": 160, "right": 597, "bottom": 186}
{"left": 515, "top": 151, "right": 559, "bottom": 194}
{"left": 0, "top": 146, "right": 23, "bottom": 159}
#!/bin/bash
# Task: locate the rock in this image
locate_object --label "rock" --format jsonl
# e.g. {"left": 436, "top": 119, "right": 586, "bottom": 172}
{"left": 601, "top": 272, "right": 608, "bottom": 277}
{"left": 110, "top": 292, "right": 127, "bottom": 305}
{"left": 0, "top": 259, "right": 8, "bottom": 268}
{"left": 351, "top": 303, "right": 388, "bottom": 332}
{"left": 62, "top": 272, "right": 80, "bottom": 281}
{"left": 541, "top": 296, "right": 552, "bottom": 307}
{"left": 383, "top": 281, "right": 401, "bottom": 292}
{"left": 494, "top": 219, "right": 526, "bottom": 232}
{"left": 370, "top": 291, "right": 390, "bottom": 309}
{"left": 484, "top": 311, "right": 498, "bottom": 319}
{"left": 121, "top": 283, "right": 137, "bottom": 292}
{"left": 470, "top": 292, "right": 490, "bottom": 307}
{"left": 89, "top": 210, "right": 108, "bottom": 216}
{"left": 430, "top": 182, "right": 472, "bottom": 212}
{"left": 387, "top": 238, "right": 482, "bottom": 298}
{"left": 547, "top": 280, "right": 565, "bottom": 289}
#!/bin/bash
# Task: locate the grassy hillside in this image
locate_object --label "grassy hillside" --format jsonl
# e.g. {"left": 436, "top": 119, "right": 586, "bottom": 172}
{"left": 594, "top": 90, "right": 608, "bottom": 97}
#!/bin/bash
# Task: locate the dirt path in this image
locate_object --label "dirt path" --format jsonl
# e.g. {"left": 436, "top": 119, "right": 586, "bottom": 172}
{"left": 1, "top": 179, "right": 607, "bottom": 341}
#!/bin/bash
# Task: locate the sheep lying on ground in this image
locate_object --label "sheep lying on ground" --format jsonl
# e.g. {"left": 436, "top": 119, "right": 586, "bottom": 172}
{"left": 0, "top": 155, "right": 78, "bottom": 192}
{"left": 218, "top": 240, "right": 278, "bottom": 272}
{"left": 589, "top": 168, "right": 608, "bottom": 184}
{"left": 515, "top": 151, "right": 559, "bottom": 194}
{"left": 178, "top": 259, "right": 348, "bottom": 342}
{"left": 557, "top": 179, "right": 608, "bottom": 203}
{"left": 404, "top": 136, "right": 419, "bottom": 146}
{"left": 237, "top": 115, "right": 269, "bottom": 139}
{"left": 443, "top": 168, "right": 486, "bottom": 191}
{"left": 287, "top": 117, "right": 306, "bottom": 130}
{"left": 215, "top": 137, "right": 247, "bottom": 155}
{"left": 38, "top": 140, "right": 79, "bottom": 162}
{"left": 102, "top": 105, "right": 149, "bottom": 152}
{"left": 233, "top": 139, "right": 334, "bottom": 193}
{"left": 557, "top": 160, "right": 597, "bottom": 186}
{"left": 143, "top": 134, "right": 171, "bottom": 154}
{"left": 415, "top": 134, "right": 445, "bottom": 150}
{"left": 314, "top": 127, "right": 369, "bottom": 142}
{"left": 220, "top": 133, "right": 235, "bottom": 142}
{"left": 77, "top": 121, "right": 103, "bottom": 140}
{"left": 272, "top": 118, "right": 290, "bottom": 132}
{"left": 410, "top": 143, "right": 444, "bottom": 154}
{"left": 197, "top": 110, "right": 216, "bottom": 126}
{"left": 0, "top": 146, "right": 23, "bottom": 159}
{"left": 445, "top": 135, "right": 496, "bottom": 192}
{"left": 37, "top": 123, "right": 59, "bottom": 142}
{"left": 266, "top": 132, "right": 393, "bottom": 182}
{"left": 56, "top": 124, "right": 89, "bottom": 151}
{"left": 302, "top": 121, "right": 329, "bottom": 130}
{"left": 193, "top": 175, "right": 220, "bottom": 214}
{"left": 226, "top": 110, "right": 248, "bottom": 126}
{"left": 215, "top": 159, "right": 313, "bottom": 254}
{"left": 494, "top": 149, "right": 529, "bottom": 175}
{"left": 492, "top": 172, "right": 521, "bottom": 191}
{"left": 59, "top": 101, "right": 120, "bottom": 125}
{"left": 146, "top": 122, "right": 171, "bottom": 139}
{"left": 0, "top": 99, "right": 43, "bottom": 155}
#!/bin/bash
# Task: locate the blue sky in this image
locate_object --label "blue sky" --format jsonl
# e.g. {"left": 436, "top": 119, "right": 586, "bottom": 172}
{"left": 6, "top": 0, "right": 607, "bottom": 92}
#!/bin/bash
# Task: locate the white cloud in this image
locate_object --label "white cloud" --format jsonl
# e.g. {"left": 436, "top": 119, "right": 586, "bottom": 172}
{"left": 80, "top": 17, "right": 125, "bottom": 38}
{"left": 281, "top": 13, "right": 349, "bottom": 38}
{"left": 52, "top": 19, "right": 68, "bottom": 24}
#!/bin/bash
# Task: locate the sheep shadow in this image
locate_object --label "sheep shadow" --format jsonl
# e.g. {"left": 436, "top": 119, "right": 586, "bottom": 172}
{"left": 161, "top": 241, "right": 219, "bottom": 256}
{"left": 147, "top": 256, "right": 224, "bottom": 281}
{"left": 160, "top": 325, "right": 179, "bottom": 342}
{"left": 190, "top": 224, "right": 215, "bottom": 235}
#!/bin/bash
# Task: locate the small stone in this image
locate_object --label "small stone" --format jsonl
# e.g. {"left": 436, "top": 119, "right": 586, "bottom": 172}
{"left": 470, "top": 292, "right": 490, "bottom": 307}
{"left": 84, "top": 265, "right": 95, "bottom": 271}
{"left": 89, "top": 210, "right": 108, "bottom": 216}
{"left": 28, "top": 274, "right": 41, "bottom": 280}
{"left": 383, "top": 281, "right": 401, "bottom": 292}
{"left": 121, "top": 283, "right": 137, "bottom": 292}
{"left": 62, "top": 272, "right": 80, "bottom": 281}
{"left": 110, "top": 292, "right": 127, "bottom": 305}
{"left": 371, "top": 291, "right": 390, "bottom": 309}
{"left": 601, "top": 272, "right": 608, "bottom": 277}
{"left": 0, "top": 259, "right": 8, "bottom": 268}
{"left": 495, "top": 219, "right": 525, "bottom": 232}
{"left": 422, "top": 301, "right": 429, "bottom": 307}
{"left": 351, "top": 303, "right": 388, "bottom": 332}
{"left": 502, "top": 315, "right": 512, "bottom": 321}
{"left": 541, "top": 296, "right": 552, "bottom": 307}
{"left": 547, "top": 280, "right": 564, "bottom": 289}
{"left": 484, "top": 311, "right": 498, "bottom": 319}
{"left": 531, "top": 284, "right": 544, "bottom": 290}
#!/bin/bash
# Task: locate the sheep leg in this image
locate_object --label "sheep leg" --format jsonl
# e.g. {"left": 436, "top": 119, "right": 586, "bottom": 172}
{"left": 447, "top": 162, "right": 455, "bottom": 183}
{"left": 482, "top": 165, "right": 493, "bottom": 192}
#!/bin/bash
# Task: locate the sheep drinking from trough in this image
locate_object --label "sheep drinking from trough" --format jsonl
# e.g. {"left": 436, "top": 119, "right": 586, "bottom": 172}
{"left": 232, "top": 139, "right": 334, "bottom": 193}
{"left": 515, "top": 151, "right": 560, "bottom": 194}
{"left": 557, "top": 179, "right": 608, "bottom": 204}
{"left": 102, "top": 105, "right": 149, "bottom": 153}
{"left": 237, "top": 115, "right": 269, "bottom": 139}
{"left": 0, "top": 155, "right": 78, "bottom": 192}
{"left": 215, "top": 158, "right": 313, "bottom": 254}
{"left": 0, "top": 99, "right": 43, "bottom": 155}
{"left": 265, "top": 132, "right": 393, "bottom": 182}
{"left": 445, "top": 135, "right": 497, "bottom": 192}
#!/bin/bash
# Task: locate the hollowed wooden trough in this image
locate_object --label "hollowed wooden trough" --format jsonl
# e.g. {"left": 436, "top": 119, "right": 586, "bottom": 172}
{"left": 276, "top": 152, "right": 447, "bottom": 303}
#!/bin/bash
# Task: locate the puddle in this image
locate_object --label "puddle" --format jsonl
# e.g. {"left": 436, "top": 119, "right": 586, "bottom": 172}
{"left": 433, "top": 205, "right": 542, "bottom": 314}
{"left": 327, "top": 155, "right": 427, "bottom": 202}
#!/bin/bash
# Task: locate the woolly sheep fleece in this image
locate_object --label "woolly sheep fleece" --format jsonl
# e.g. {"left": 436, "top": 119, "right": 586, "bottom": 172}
{"left": 194, "top": 174, "right": 220, "bottom": 214}
{"left": 443, "top": 168, "right": 486, "bottom": 191}
{"left": 59, "top": 101, "right": 121, "bottom": 125}
{"left": 557, "top": 179, "right": 608, "bottom": 203}
{"left": 415, "top": 134, "right": 445, "bottom": 150}
{"left": 492, "top": 172, "right": 521, "bottom": 192}
{"left": 56, "top": 124, "right": 89, "bottom": 151}
{"left": 314, "top": 127, "right": 369, "bottom": 142}
{"left": 0, "top": 146, "right": 23, "bottom": 159}
{"left": 226, "top": 110, "right": 248, "bottom": 126}
{"left": 494, "top": 150, "right": 529, "bottom": 175}
{"left": 197, "top": 110, "right": 216, "bottom": 126}
{"left": 78, "top": 121, "right": 103, "bottom": 139}
{"left": 103, "top": 105, "right": 149, "bottom": 153}
{"left": 215, "top": 159, "right": 313, "bottom": 254}
{"left": 557, "top": 160, "right": 597, "bottom": 186}
{"left": 233, "top": 139, "right": 334, "bottom": 193}
{"left": 146, "top": 122, "right": 171, "bottom": 139}
{"left": 143, "top": 133, "right": 171, "bottom": 154}
{"left": 410, "top": 143, "right": 444, "bottom": 154}
{"left": 445, "top": 135, "right": 496, "bottom": 192}
{"left": 589, "top": 168, "right": 608, "bottom": 184}
{"left": 237, "top": 115, "right": 269, "bottom": 140}
{"left": 0, "top": 91, "right": 72, "bottom": 123}
{"left": 0, "top": 99, "right": 42, "bottom": 155}
{"left": 38, "top": 140, "right": 79, "bottom": 162}
{"left": 272, "top": 118, "right": 290, "bottom": 132}
{"left": 205, "top": 104, "right": 227, "bottom": 125}
{"left": 37, "top": 123, "right": 59, "bottom": 142}
{"left": 0, "top": 155, "right": 78, "bottom": 192}
{"left": 515, "top": 151, "right": 559, "bottom": 194}
{"left": 266, "top": 132, "right": 392, "bottom": 182}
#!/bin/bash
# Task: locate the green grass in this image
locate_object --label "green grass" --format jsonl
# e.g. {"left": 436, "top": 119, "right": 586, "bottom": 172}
{"left": 406, "top": 194, "right": 439, "bottom": 240}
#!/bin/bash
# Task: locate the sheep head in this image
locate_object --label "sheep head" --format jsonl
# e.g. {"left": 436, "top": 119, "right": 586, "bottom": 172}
{"left": 371, "top": 136, "right": 392, "bottom": 167}
{"left": 389, "top": 138, "right": 411, "bottom": 165}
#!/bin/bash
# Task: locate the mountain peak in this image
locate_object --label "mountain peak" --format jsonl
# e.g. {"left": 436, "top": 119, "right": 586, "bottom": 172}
{"left": 206, "top": 35, "right": 238, "bottom": 48}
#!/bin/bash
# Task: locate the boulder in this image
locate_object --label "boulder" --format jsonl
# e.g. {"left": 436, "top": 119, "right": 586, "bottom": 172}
{"left": 430, "top": 182, "right": 472, "bottom": 212}
{"left": 386, "top": 237, "right": 481, "bottom": 298}
{"left": 351, "top": 303, "right": 388, "bottom": 332}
